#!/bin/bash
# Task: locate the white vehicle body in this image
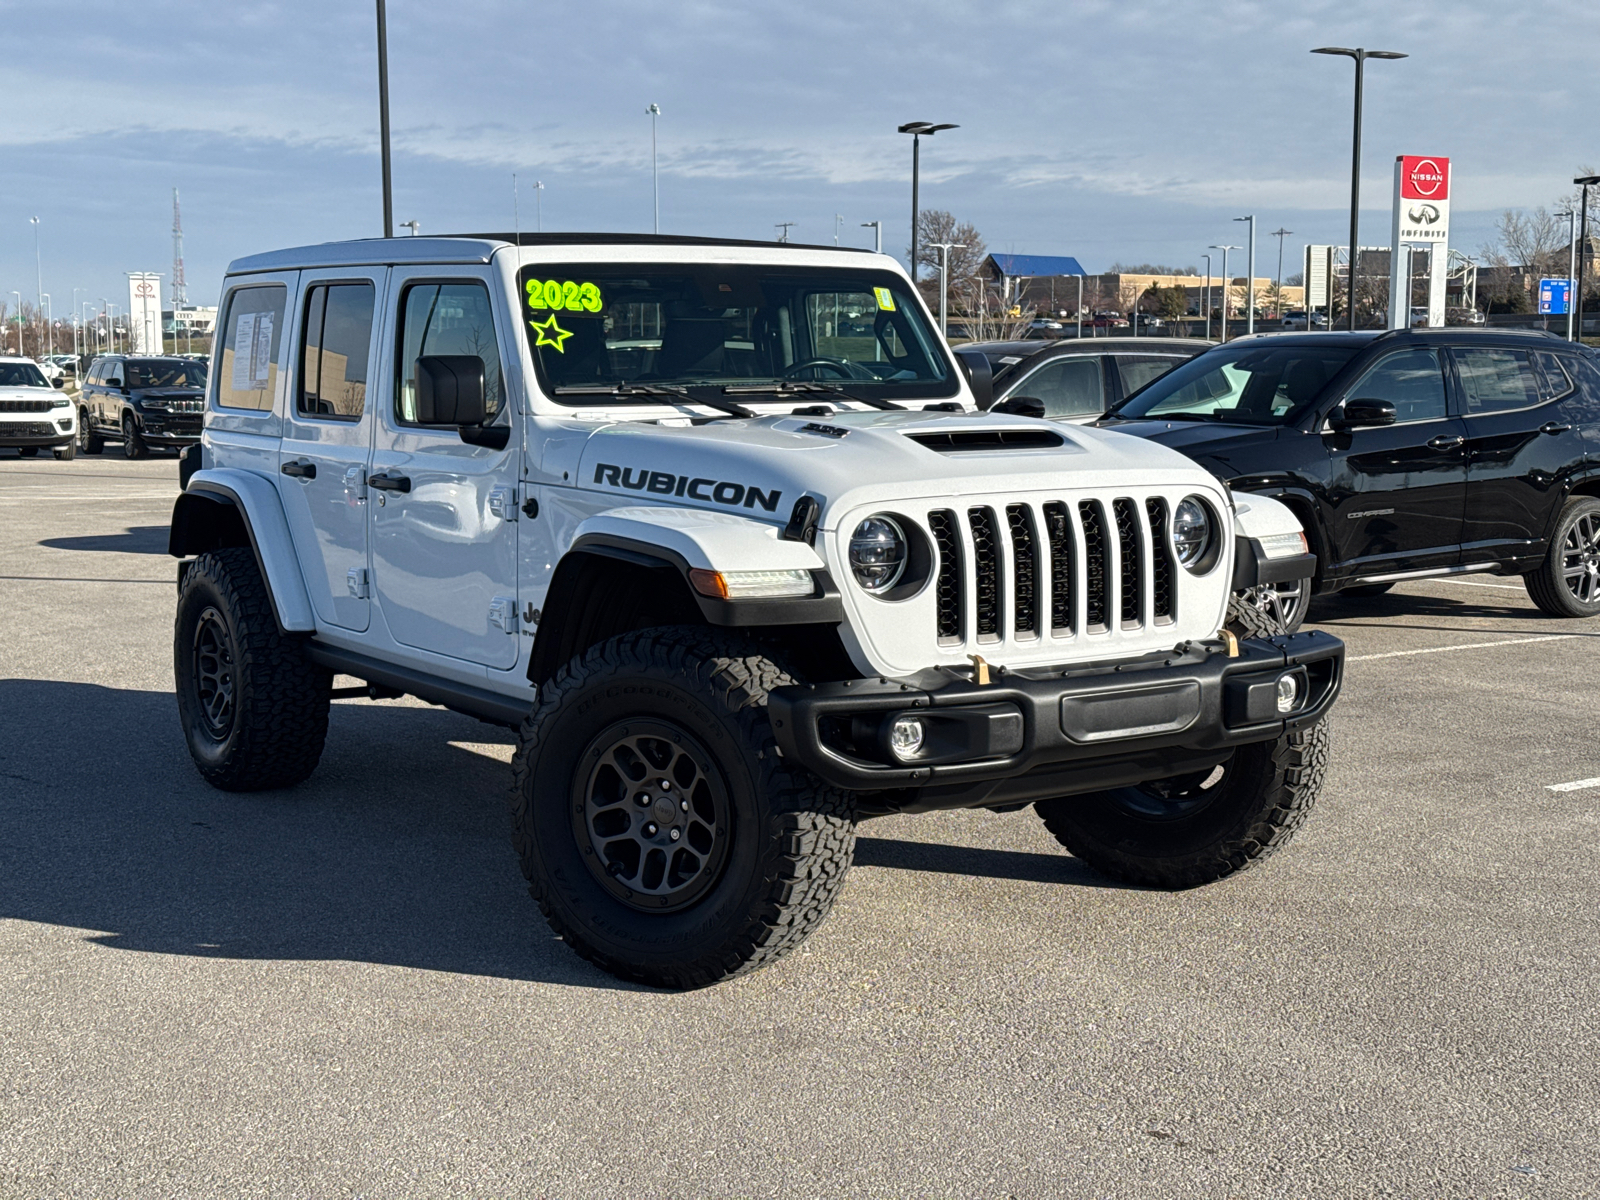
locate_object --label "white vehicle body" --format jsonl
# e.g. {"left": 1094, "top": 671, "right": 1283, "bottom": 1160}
{"left": 0, "top": 356, "right": 75, "bottom": 452}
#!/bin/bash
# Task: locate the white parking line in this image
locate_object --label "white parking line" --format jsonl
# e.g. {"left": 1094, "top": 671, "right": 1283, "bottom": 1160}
{"left": 1546, "top": 777, "right": 1600, "bottom": 793}
{"left": 1349, "top": 634, "right": 1584, "bottom": 662}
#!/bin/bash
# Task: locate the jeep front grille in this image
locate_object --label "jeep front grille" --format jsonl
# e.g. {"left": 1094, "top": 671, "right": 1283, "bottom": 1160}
{"left": 919, "top": 492, "right": 1179, "bottom": 652}
{"left": 0, "top": 400, "right": 53, "bottom": 413}
{"left": 2, "top": 421, "right": 56, "bottom": 437}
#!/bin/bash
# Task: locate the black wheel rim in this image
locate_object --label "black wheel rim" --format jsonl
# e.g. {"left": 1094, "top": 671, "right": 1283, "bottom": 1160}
{"left": 1560, "top": 511, "right": 1600, "bottom": 605}
{"left": 571, "top": 720, "right": 732, "bottom": 913}
{"left": 1239, "top": 579, "right": 1304, "bottom": 631}
{"left": 77, "top": 417, "right": 89, "bottom": 450}
{"left": 191, "top": 606, "right": 237, "bottom": 738}
{"left": 1113, "top": 757, "right": 1234, "bottom": 821}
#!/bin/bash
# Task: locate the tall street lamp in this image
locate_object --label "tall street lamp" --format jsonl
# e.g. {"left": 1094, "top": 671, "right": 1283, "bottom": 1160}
{"left": 9, "top": 292, "right": 20, "bottom": 355}
{"left": 72, "top": 287, "right": 83, "bottom": 364}
{"left": 1209, "top": 245, "right": 1238, "bottom": 343}
{"left": 375, "top": 0, "right": 393, "bottom": 237}
{"left": 1574, "top": 175, "right": 1600, "bottom": 341}
{"left": 929, "top": 242, "right": 965, "bottom": 336}
{"left": 861, "top": 220, "right": 881, "bottom": 253}
{"left": 897, "top": 121, "right": 958, "bottom": 283}
{"left": 647, "top": 103, "right": 662, "bottom": 234}
{"left": 1271, "top": 227, "right": 1293, "bottom": 318}
{"left": 533, "top": 180, "right": 544, "bottom": 232}
{"left": 41, "top": 295, "right": 52, "bottom": 360}
{"left": 1201, "top": 253, "right": 1212, "bottom": 331}
{"left": 1557, "top": 209, "right": 1577, "bottom": 340}
{"left": 30, "top": 217, "right": 44, "bottom": 349}
{"left": 1234, "top": 216, "right": 1256, "bottom": 336}
{"left": 834, "top": 214, "right": 843, "bottom": 246}
{"left": 1312, "top": 46, "right": 1407, "bottom": 331}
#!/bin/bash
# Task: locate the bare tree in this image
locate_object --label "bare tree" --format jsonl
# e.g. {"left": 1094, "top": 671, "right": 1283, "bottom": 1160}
{"left": 911, "top": 210, "right": 986, "bottom": 288}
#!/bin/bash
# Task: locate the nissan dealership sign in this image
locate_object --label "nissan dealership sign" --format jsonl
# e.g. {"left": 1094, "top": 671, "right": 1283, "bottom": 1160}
{"left": 1395, "top": 155, "right": 1450, "bottom": 242}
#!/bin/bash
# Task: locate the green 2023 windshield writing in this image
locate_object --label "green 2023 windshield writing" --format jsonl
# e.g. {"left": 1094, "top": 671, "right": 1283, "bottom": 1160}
{"left": 525, "top": 278, "right": 603, "bottom": 313}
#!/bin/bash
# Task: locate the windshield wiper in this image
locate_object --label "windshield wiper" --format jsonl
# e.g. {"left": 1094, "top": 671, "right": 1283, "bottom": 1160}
{"left": 722, "top": 380, "right": 904, "bottom": 410}
{"left": 553, "top": 383, "right": 754, "bottom": 419}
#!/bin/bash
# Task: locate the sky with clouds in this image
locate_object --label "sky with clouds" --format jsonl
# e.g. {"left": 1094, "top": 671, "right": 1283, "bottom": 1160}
{"left": 2, "top": 0, "right": 1595, "bottom": 316}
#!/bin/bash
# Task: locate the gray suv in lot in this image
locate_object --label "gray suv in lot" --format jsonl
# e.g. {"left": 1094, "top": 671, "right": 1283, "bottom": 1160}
{"left": 78, "top": 354, "right": 208, "bottom": 458}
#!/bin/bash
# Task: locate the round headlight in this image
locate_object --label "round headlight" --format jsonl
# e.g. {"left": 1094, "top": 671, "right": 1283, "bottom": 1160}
{"left": 1172, "top": 497, "right": 1214, "bottom": 571}
{"left": 849, "top": 515, "right": 907, "bottom": 593}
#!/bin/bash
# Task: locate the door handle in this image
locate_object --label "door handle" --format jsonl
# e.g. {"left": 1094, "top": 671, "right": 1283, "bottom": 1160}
{"left": 1539, "top": 422, "right": 1573, "bottom": 435}
{"left": 368, "top": 472, "right": 411, "bottom": 493}
{"left": 1426, "top": 435, "right": 1465, "bottom": 450}
{"left": 280, "top": 459, "right": 317, "bottom": 479}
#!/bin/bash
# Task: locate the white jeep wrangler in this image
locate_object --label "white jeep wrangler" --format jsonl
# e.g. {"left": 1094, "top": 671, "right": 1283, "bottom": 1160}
{"left": 168, "top": 233, "right": 1343, "bottom": 988}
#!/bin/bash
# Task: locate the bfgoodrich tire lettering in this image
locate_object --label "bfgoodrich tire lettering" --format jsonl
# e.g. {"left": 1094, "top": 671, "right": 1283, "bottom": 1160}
{"left": 174, "top": 547, "right": 331, "bottom": 790}
{"left": 510, "top": 627, "right": 856, "bottom": 989}
{"left": 1035, "top": 720, "right": 1330, "bottom": 889}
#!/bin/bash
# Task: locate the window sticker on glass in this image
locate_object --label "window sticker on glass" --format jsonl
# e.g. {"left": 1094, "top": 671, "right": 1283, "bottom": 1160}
{"left": 530, "top": 314, "right": 574, "bottom": 352}
{"left": 230, "top": 312, "right": 274, "bottom": 393}
{"left": 525, "top": 278, "right": 603, "bottom": 313}
{"left": 873, "top": 287, "right": 896, "bottom": 312}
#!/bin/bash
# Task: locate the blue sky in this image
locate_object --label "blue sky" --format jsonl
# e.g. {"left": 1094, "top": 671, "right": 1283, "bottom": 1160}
{"left": 2, "top": 0, "right": 1595, "bottom": 315}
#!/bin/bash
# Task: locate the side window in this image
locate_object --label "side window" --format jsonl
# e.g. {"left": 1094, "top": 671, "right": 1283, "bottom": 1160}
{"left": 1116, "top": 355, "right": 1185, "bottom": 397}
{"left": 1532, "top": 351, "right": 1575, "bottom": 402}
{"left": 1014, "top": 357, "right": 1102, "bottom": 418}
{"left": 216, "top": 285, "right": 288, "bottom": 412}
{"left": 86, "top": 362, "right": 103, "bottom": 385}
{"left": 395, "top": 281, "right": 503, "bottom": 424}
{"left": 299, "top": 283, "right": 375, "bottom": 419}
{"left": 1454, "top": 348, "right": 1541, "bottom": 415}
{"left": 1346, "top": 347, "right": 1447, "bottom": 423}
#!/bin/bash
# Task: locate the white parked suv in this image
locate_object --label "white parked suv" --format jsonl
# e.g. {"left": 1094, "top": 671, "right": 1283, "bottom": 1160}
{"left": 0, "top": 356, "right": 75, "bottom": 458}
{"left": 168, "top": 233, "right": 1344, "bottom": 988}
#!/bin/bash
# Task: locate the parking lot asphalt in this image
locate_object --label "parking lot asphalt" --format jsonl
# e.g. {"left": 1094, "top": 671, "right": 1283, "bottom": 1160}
{"left": 2, "top": 452, "right": 1597, "bottom": 1199}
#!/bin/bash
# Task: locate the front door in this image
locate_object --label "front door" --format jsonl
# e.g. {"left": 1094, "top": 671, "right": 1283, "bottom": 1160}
{"left": 1453, "top": 345, "right": 1591, "bottom": 565}
{"left": 369, "top": 271, "right": 520, "bottom": 669}
{"left": 1323, "top": 345, "right": 1467, "bottom": 576}
{"left": 277, "top": 269, "right": 384, "bottom": 632}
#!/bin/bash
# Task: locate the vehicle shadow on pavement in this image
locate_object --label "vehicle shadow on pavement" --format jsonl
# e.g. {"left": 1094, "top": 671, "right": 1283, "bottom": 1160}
{"left": 854, "top": 837, "right": 1134, "bottom": 889}
{"left": 1308, "top": 590, "right": 1561, "bottom": 626}
{"left": 0, "top": 678, "right": 636, "bottom": 990}
{"left": 38, "top": 525, "right": 170, "bottom": 555}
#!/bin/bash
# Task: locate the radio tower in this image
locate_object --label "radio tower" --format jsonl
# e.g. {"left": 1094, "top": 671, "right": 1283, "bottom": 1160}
{"left": 171, "top": 188, "right": 188, "bottom": 309}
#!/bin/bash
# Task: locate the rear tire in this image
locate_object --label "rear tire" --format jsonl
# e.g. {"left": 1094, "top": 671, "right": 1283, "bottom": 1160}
{"left": 1035, "top": 720, "right": 1330, "bottom": 889}
{"left": 122, "top": 414, "right": 148, "bottom": 460}
{"left": 174, "top": 547, "right": 331, "bottom": 791}
{"left": 78, "top": 413, "right": 103, "bottom": 455}
{"left": 1525, "top": 497, "right": 1600, "bottom": 619}
{"left": 510, "top": 627, "right": 856, "bottom": 989}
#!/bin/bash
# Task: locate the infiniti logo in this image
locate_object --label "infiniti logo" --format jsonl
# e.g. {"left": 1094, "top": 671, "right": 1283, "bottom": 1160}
{"left": 1408, "top": 203, "right": 1442, "bottom": 225}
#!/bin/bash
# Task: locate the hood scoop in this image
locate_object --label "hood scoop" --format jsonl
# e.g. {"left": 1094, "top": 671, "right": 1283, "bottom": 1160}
{"left": 906, "top": 428, "right": 1066, "bottom": 452}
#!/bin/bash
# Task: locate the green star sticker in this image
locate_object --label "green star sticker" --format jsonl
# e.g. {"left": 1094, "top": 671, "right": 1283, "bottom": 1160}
{"left": 530, "top": 314, "right": 573, "bottom": 352}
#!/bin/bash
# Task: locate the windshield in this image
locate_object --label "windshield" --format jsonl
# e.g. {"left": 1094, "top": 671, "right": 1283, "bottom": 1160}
{"left": 0, "top": 361, "right": 50, "bottom": 388}
{"left": 1109, "top": 342, "right": 1361, "bottom": 425}
{"left": 125, "top": 359, "right": 208, "bottom": 389}
{"left": 518, "top": 264, "right": 955, "bottom": 402}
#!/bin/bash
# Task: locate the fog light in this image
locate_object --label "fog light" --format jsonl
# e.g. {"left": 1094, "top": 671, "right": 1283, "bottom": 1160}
{"left": 888, "top": 715, "right": 925, "bottom": 760}
{"left": 1275, "top": 674, "right": 1299, "bottom": 714}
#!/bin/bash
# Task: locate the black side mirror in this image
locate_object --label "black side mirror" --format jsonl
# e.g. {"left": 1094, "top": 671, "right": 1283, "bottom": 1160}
{"left": 1333, "top": 397, "right": 1397, "bottom": 429}
{"left": 51, "top": 377, "right": 65, "bottom": 389}
{"left": 991, "top": 395, "right": 1046, "bottom": 418}
{"left": 107, "top": 377, "right": 123, "bottom": 390}
{"left": 415, "top": 355, "right": 510, "bottom": 450}
{"left": 954, "top": 348, "right": 993, "bottom": 410}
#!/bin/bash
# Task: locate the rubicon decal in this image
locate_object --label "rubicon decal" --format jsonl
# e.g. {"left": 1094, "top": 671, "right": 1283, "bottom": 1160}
{"left": 593, "top": 463, "right": 782, "bottom": 512}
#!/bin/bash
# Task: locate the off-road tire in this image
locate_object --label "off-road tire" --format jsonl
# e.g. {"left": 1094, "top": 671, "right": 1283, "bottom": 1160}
{"left": 1339, "top": 582, "right": 1394, "bottom": 598}
{"left": 1227, "top": 583, "right": 1306, "bottom": 637}
{"left": 53, "top": 442, "right": 74, "bottom": 461}
{"left": 1035, "top": 719, "right": 1330, "bottom": 889}
{"left": 78, "top": 412, "right": 102, "bottom": 455}
{"left": 1525, "top": 496, "right": 1600, "bottom": 619}
{"left": 174, "top": 547, "right": 331, "bottom": 791}
{"left": 510, "top": 626, "right": 856, "bottom": 989}
{"left": 122, "top": 414, "right": 148, "bottom": 459}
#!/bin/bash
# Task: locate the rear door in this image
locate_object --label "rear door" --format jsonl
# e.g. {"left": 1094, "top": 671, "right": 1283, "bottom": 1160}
{"left": 1323, "top": 345, "right": 1467, "bottom": 576}
{"left": 277, "top": 269, "right": 384, "bottom": 632}
{"left": 998, "top": 353, "right": 1104, "bottom": 419}
{"left": 1453, "top": 345, "right": 1590, "bottom": 566}
{"left": 1108, "top": 354, "right": 1191, "bottom": 407}
{"left": 368, "top": 270, "right": 520, "bottom": 669}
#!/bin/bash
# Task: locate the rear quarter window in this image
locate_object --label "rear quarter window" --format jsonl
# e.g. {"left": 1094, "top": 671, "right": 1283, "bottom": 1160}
{"left": 216, "top": 285, "right": 288, "bottom": 411}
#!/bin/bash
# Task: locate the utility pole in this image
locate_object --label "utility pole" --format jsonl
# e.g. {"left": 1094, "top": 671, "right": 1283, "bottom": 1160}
{"left": 647, "top": 103, "right": 661, "bottom": 234}
{"left": 1271, "top": 227, "right": 1293, "bottom": 318}
{"left": 30, "top": 217, "right": 43, "bottom": 355}
{"left": 775, "top": 222, "right": 796, "bottom": 243}
{"left": 376, "top": 0, "right": 393, "bottom": 237}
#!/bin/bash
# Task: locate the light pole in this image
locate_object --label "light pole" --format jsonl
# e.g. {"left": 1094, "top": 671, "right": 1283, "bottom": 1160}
{"left": 375, "top": 0, "right": 393, "bottom": 237}
{"left": 399, "top": 220, "right": 420, "bottom": 236}
{"left": 41, "top": 295, "right": 52, "bottom": 360}
{"left": 1312, "top": 46, "right": 1407, "bottom": 331}
{"left": 861, "top": 220, "right": 881, "bottom": 253}
{"left": 1234, "top": 216, "right": 1256, "bottom": 336}
{"left": 897, "top": 121, "right": 958, "bottom": 283}
{"left": 930, "top": 242, "right": 965, "bottom": 336}
{"left": 1075, "top": 274, "right": 1084, "bottom": 340}
{"left": 834, "top": 214, "right": 843, "bottom": 246}
{"left": 9, "top": 292, "right": 20, "bottom": 355}
{"left": 1201, "top": 253, "right": 1212, "bottom": 332}
{"left": 533, "top": 180, "right": 544, "bottom": 232}
{"left": 100, "top": 300, "right": 109, "bottom": 357}
{"left": 647, "top": 103, "right": 661, "bottom": 234}
{"left": 1271, "top": 227, "right": 1293, "bottom": 318}
{"left": 1209, "top": 246, "right": 1238, "bottom": 342}
{"left": 1574, "top": 175, "right": 1600, "bottom": 341}
{"left": 1558, "top": 209, "right": 1577, "bottom": 340}
{"left": 30, "top": 217, "right": 44, "bottom": 353}
{"left": 72, "top": 287, "right": 83, "bottom": 364}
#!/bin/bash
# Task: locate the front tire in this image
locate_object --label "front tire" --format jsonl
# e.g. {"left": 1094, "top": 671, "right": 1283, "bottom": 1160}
{"left": 1227, "top": 578, "right": 1307, "bottom": 637}
{"left": 53, "top": 442, "right": 75, "bottom": 461}
{"left": 78, "top": 412, "right": 103, "bottom": 455}
{"left": 122, "top": 414, "right": 148, "bottom": 459}
{"left": 1035, "top": 720, "right": 1330, "bottom": 889}
{"left": 510, "top": 627, "right": 856, "bottom": 989}
{"left": 174, "top": 547, "right": 331, "bottom": 790}
{"left": 1525, "top": 497, "right": 1600, "bottom": 618}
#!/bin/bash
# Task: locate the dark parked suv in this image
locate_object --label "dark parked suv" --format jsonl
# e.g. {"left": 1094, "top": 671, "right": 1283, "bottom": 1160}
{"left": 1100, "top": 329, "right": 1600, "bottom": 627}
{"left": 78, "top": 355, "right": 208, "bottom": 458}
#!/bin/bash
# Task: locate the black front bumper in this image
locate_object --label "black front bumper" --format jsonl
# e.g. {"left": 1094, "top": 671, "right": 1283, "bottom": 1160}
{"left": 0, "top": 421, "right": 73, "bottom": 447}
{"left": 768, "top": 630, "right": 1343, "bottom": 809}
